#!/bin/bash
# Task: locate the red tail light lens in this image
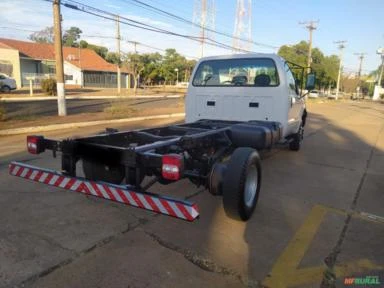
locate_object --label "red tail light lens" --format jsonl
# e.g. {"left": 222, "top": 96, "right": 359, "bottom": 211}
{"left": 27, "top": 135, "right": 45, "bottom": 154}
{"left": 162, "top": 154, "right": 184, "bottom": 181}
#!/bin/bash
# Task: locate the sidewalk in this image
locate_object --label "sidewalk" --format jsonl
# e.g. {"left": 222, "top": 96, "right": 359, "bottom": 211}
{"left": 0, "top": 113, "right": 186, "bottom": 136}
{"left": 0, "top": 94, "right": 183, "bottom": 102}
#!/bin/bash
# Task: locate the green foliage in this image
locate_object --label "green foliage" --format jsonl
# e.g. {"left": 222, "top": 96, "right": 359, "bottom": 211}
{"left": 122, "top": 49, "right": 196, "bottom": 86}
{"left": 106, "top": 52, "right": 121, "bottom": 65}
{"left": 29, "top": 26, "right": 54, "bottom": 44}
{"left": 63, "top": 27, "right": 82, "bottom": 47}
{"left": 80, "top": 40, "right": 109, "bottom": 59}
{"left": 370, "top": 64, "right": 384, "bottom": 86}
{"left": 278, "top": 41, "right": 339, "bottom": 90}
{"left": 41, "top": 79, "right": 57, "bottom": 96}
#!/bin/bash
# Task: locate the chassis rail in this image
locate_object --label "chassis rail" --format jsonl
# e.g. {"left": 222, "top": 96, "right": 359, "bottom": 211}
{"left": 9, "top": 161, "right": 199, "bottom": 221}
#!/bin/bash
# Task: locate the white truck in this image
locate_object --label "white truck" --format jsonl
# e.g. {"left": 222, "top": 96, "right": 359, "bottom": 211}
{"left": 9, "top": 53, "right": 315, "bottom": 222}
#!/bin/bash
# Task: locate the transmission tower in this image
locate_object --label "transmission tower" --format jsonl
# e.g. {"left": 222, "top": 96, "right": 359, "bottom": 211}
{"left": 233, "top": 0, "right": 252, "bottom": 53}
{"left": 193, "top": 0, "right": 215, "bottom": 57}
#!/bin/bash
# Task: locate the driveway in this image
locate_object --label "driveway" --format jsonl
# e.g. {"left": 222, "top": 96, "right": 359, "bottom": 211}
{"left": 0, "top": 101, "right": 383, "bottom": 288}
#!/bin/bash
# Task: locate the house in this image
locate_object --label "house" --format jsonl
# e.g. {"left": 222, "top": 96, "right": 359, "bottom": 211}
{"left": 0, "top": 38, "right": 131, "bottom": 88}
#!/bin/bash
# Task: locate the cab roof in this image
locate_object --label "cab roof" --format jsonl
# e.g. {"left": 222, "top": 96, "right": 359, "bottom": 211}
{"left": 198, "top": 53, "right": 285, "bottom": 63}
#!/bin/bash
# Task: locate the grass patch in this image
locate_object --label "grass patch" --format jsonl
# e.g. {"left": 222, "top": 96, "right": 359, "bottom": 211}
{"left": 10, "top": 113, "right": 38, "bottom": 121}
{"left": 104, "top": 100, "right": 137, "bottom": 117}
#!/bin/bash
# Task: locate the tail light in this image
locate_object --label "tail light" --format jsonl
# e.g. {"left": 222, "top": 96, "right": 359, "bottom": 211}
{"left": 27, "top": 135, "right": 45, "bottom": 154}
{"left": 162, "top": 154, "right": 184, "bottom": 181}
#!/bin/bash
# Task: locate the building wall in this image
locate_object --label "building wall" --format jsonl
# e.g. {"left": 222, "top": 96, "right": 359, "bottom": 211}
{"left": 64, "top": 62, "right": 82, "bottom": 86}
{"left": 20, "top": 58, "right": 39, "bottom": 74}
{"left": 0, "top": 48, "right": 21, "bottom": 88}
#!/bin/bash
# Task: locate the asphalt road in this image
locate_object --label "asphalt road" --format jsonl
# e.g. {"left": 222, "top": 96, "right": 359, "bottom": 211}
{"left": 1, "top": 101, "right": 384, "bottom": 288}
{"left": 3, "top": 98, "right": 181, "bottom": 119}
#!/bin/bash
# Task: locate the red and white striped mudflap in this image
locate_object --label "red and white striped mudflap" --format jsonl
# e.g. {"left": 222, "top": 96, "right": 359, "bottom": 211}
{"left": 9, "top": 161, "right": 199, "bottom": 221}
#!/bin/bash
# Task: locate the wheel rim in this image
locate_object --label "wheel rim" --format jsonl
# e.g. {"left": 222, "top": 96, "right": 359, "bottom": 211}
{"left": 244, "top": 164, "right": 258, "bottom": 208}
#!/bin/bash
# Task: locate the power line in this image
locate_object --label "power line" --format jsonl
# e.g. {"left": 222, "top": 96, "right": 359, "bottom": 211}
{"left": 299, "top": 20, "right": 319, "bottom": 73}
{"left": 53, "top": 0, "right": 256, "bottom": 54}
{"left": 124, "top": 0, "right": 277, "bottom": 49}
{"left": 0, "top": 25, "right": 198, "bottom": 59}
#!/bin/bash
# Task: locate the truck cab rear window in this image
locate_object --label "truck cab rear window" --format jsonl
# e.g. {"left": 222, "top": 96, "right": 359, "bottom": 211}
{"left": 192, "top": 58, "right": 279, "bottom": 87}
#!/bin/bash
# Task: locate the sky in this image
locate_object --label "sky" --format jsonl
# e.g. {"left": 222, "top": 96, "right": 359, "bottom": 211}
{"left": 1, "top": 0, "right": 383, "bottom": 74}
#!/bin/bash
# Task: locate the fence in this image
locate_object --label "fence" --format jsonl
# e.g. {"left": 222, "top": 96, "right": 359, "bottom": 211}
{"left": 83, "top": 71, "right": 127, "bottom": 88}
{"left": 21, "top": 73, "right": 56, "bottom": 87}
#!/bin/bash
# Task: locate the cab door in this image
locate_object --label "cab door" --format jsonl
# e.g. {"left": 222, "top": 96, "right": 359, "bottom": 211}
{"left": 285, "top": 63, "right": 303, "bottom": 134}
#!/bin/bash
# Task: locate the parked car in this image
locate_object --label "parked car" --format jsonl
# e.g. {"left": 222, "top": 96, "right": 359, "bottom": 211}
{"left": 328, "top": 91, "right": 343, "bottom": 99}
{"left": 0, "top": 73, "right": 17, "bottom": 92}
{"left": 308, "top": 90, "right": 319, "bottom": 98}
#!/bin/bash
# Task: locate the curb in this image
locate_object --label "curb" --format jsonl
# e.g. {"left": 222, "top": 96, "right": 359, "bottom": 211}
{"left": 0, "top": 94, "right": 183, "bottom": 102}
{"left": 0, "top": 113, "right": 186, "bottom": 136}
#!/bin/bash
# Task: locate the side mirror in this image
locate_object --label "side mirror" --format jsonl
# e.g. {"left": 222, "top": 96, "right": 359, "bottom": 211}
{"left": 305, "top": 73, "right": 316, "bottom": 91}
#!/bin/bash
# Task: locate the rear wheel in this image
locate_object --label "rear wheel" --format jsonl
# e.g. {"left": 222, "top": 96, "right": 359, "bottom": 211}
{"left": 289, "top": 124, "right": 304, "bottom": 151}
{"left": 82, "top": 159, "right": 124, "bottom": 184}
{"left": 222, "top": 147, "right": 262, "bottom": 221}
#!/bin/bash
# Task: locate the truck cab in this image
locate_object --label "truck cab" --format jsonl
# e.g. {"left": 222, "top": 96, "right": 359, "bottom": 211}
{"left": 186, "top": 53, "right": 307, "bottom": 138}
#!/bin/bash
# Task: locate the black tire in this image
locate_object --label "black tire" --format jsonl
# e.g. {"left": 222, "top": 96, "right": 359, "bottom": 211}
{"left": 223, "top": 147, "right": 262, "bottom": 221}
{"left": 82, "top": 159, "right": 125, "bottom": 184}
{"left": 289, "top": 125, "right": 304, "bottom": 151}
{"left": 1, "top": 85, "right": 11, "bottom": 93}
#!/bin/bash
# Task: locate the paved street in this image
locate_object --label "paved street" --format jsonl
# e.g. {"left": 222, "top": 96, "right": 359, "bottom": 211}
{"left": 0, "top": 101, "right": 384, "bottom": 288}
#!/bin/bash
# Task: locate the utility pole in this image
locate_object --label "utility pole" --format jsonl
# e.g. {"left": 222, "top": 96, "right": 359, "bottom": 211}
{"left": 116, "top": 15, "right": 121, "bottom": 95}
{"left": 334, "top": 40, "right": 347, "bottom": 100}
{"left": 127, "top": 41, "right": 138, "bottom": 53}
{"left": 299, "top": 20, "right": 319, "bottom": 73}
{"left": 354, "top": 52, "right": 366, "bottom": 99}
{"left": 53, "top": 0, "right": 66, "bottom": 116}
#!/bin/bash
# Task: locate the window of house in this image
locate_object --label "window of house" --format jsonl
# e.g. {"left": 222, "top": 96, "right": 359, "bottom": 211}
{"left": 64, "top": 74, "right": 73, "bottom": 81}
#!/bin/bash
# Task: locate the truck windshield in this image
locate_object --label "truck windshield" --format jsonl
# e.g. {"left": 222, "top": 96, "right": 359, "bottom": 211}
{"left": 192, "top": 58, "right": 279, "bottom": 87}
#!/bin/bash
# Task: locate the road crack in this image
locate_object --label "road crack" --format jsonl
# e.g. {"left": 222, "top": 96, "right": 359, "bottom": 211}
{"left": 145, "top": 231, "right": 261, "bottom": 287}
{"left": 320, "top": 123, "right": 384, "bottom": 288}
{"left": 12, "top": 219, "right": 145, "bottom": 288}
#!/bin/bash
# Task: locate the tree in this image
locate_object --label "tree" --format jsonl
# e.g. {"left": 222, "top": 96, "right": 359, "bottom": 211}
{"left": 29, "top": 26, "right": 54, "bottom": 44}
{"left": 106, "top": 52, "right": 121, "bottom": 65}
{"left": 62, "top": 27, "right": 82, "bottom": 47}
{"left": 123, "top": 53, "right": 145, "bottom": 94}
{"left": 80, "top": 40, "right": 109, "bottom": 59}
{"left": 278, "top": 41, "right": 339, "bottom": 90}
